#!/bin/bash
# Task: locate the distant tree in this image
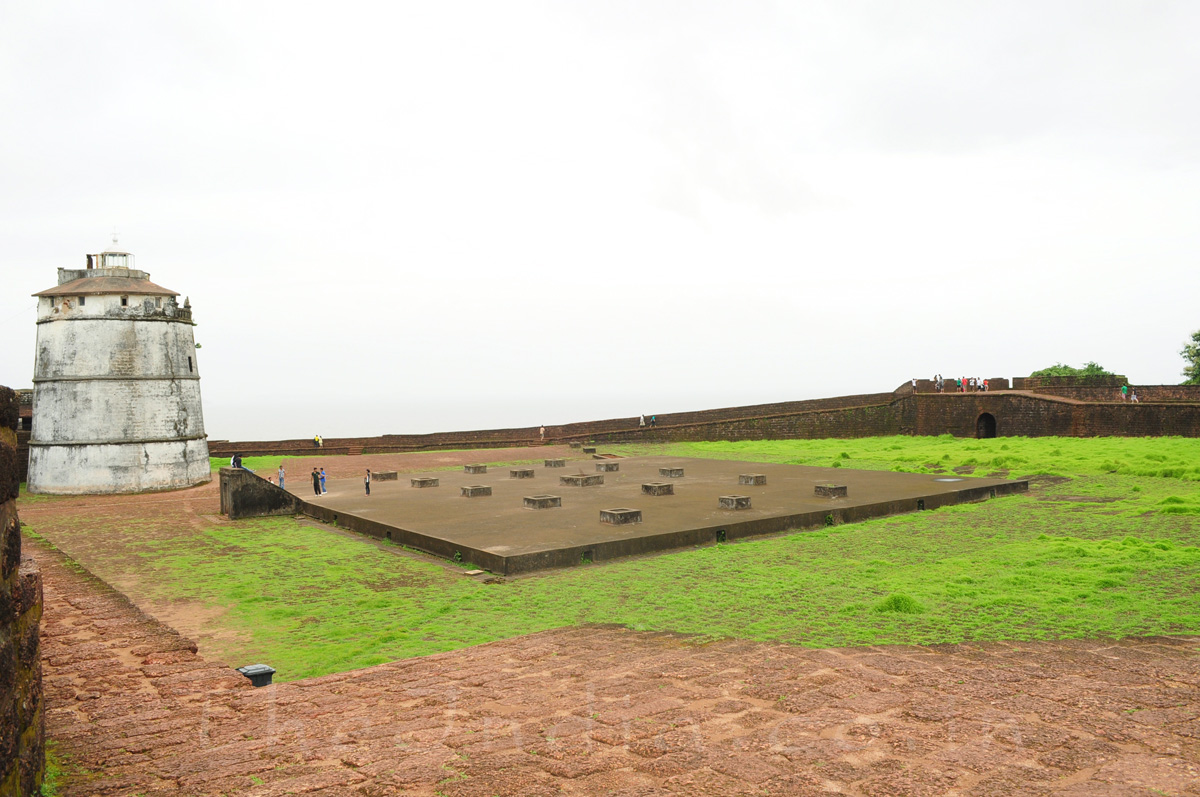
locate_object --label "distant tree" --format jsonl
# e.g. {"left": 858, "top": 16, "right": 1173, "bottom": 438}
{"left": 1182, "top": 330, "right": 1200, "bottom": 385}
{"left": 1029, "top": 362, "right": 1115, "bottom": 378}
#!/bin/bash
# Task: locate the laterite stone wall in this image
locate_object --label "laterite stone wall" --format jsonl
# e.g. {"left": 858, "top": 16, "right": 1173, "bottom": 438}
{"left": 0, "top": 386, "right": 44, "bottom": 795}
{"left": 197, "top": 383, "right": 1200, "bottom": 462}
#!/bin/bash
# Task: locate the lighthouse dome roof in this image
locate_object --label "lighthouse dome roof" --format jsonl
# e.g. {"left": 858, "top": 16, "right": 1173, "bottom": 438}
{"left": 33, "top": 275, "right": 178, "bottom": 297}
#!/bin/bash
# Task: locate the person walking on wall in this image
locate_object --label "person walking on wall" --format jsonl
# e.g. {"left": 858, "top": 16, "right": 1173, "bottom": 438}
{"left": 311, "top": 468, "right": 321, "bottom": 496}
{"left": 319, "top": 468, "right": 327, "bottom": 494}
{"left": 364, "top": 469, "right": 371, "bottom": 496}
{"left": 650, "top": 416, "right": 656, "bottom": 427}
{"left": 1131, "top": 390, "right": 1140, "bottom": 403}
{"left": 278, "top": 465, "right": 285, "bottom": 490}
{"left": 1121, "top": 384, "right": 1129, "bottom": 401}
{"left": 539, "top": 425, "right": 545, "bottom": 442}
{"left": 639, "top": 414, "right": 646, "bottom": 428}
{"left": 313, "top": 435, "right": 320, "bottom": 448}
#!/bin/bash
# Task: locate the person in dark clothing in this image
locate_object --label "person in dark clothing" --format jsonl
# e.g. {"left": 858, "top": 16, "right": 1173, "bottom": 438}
{"left": 365, "top": 469, "right": 371, "bottom": 496}
{"left": 311, "top": 468, "right": 321, "bottom": 496}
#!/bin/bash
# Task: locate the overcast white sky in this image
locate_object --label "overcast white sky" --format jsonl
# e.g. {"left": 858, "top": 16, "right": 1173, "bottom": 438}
{"left": 2, "top": 1, "right": 1198, "bottom": 440}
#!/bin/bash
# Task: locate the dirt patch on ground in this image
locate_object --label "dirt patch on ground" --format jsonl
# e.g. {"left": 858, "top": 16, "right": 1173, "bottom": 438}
{"left": 1037, "top": 495, "right": 1124, "bottom": 503}
{"left": 28, "top": 535, "right": 1200, "bottom": 796}
{"left": 1022, "top": 475, "right": 1074, "bottom": 490}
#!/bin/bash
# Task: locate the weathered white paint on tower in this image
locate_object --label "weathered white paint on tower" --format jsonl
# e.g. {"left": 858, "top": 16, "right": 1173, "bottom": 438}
{"left": 27, "top": 246, "right": 211, "bottom": 494}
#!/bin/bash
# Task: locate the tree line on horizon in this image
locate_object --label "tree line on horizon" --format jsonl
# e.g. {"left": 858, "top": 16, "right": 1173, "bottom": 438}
{"left": 1029, "top": 329, "right": 1200, "bottom": 386}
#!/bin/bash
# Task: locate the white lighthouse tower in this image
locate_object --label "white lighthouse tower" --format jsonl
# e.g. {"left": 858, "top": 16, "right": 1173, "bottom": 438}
{"left": 27, "top": 240, "right": 211, "bottom": 494}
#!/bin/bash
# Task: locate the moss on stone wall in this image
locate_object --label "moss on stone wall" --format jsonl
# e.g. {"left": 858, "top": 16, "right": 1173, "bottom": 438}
{"left": 0, "top": 385, "right": 44, "bottom": 796}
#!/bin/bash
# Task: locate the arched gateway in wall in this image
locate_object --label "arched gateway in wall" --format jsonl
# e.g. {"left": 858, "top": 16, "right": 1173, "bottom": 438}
{"left": 976, "top": 412, "right": 997, "bottom": 439}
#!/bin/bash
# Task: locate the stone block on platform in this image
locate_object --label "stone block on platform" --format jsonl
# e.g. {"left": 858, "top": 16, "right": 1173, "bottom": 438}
{"left": 642, "top": 482, "right": 674, "bottom": 496}
{"left": 461, "top": 485, "right": 492, "bottom": 498}
{"left": 815, "top": 484, "right": 848, "bottom": 498}
{"left": 560, "top": 474, "right": 604, "bottom": 487}
{"left": 411, "top": 477, "right": 439, "bottom": 488}
{"left": 600, "top": 508, "right": 642, "bottom": 525}
{"left": 738, "top": 474, "right": 767, "bottom": 486}
{"left": 524, "top": 495, "right": 562, "bottom": 509}
{"left": 720, "top": 495, "right": 752, "bottom": 510}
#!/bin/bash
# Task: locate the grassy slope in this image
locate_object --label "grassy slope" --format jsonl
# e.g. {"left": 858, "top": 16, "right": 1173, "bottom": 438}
{"left": 25, "top": 436, "right": 1200, "bottom": 680}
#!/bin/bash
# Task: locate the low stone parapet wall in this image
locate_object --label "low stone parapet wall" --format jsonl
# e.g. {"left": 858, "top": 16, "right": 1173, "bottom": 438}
{"left": 219, "top": 467, "right": 302, "bottom": 520}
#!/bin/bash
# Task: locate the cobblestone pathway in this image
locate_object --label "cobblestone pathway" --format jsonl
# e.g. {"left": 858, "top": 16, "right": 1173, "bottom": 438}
{"left": 32, "top": 537, "right": 1200, "bottom": 796}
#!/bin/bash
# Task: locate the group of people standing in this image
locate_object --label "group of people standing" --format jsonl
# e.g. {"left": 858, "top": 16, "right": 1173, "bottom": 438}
{"left": 931, "top": 374, "right": 989, "bottom": 393}
{"left": 308, "top": 467, "right": 327, "bottom": 496}
{"left": 272, "top": 465, "right": 374, "bottom": 496}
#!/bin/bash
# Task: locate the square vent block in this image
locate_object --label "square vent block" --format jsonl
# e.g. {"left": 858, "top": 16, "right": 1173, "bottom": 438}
{"left": 600, "top": 508, "right": 642, "bottom": 525}
{"left": 524, "top": 495, "right": 562, "bottom": 509}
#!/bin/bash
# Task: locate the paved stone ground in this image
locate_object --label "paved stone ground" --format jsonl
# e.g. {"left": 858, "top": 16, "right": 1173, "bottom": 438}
{"left": 30, "top": 535, "right": 1200, "bottom": 796}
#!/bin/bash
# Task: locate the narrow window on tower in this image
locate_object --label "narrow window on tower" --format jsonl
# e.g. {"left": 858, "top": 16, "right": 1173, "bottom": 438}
{"left": 121, "top": 296, "right": 128, "bottom": 307}
{"left": 78, "top": 296, "right": 85, "bottom": 306}
{"left": 188, "top": 356, "right": 193, "bottom": 373}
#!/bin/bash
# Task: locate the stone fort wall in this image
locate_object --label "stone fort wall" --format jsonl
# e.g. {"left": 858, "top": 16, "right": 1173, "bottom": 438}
{"left": 205, "top": 381, "right": 1200, "bottom": 458}
{"left": 0, "top": 386, "right": 44, "bottom": 795}
{"left": 15, "top": 380, "right": 1200, "bottom": 467}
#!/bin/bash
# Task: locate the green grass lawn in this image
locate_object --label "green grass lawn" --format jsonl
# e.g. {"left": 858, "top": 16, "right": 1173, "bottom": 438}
{"left": 26, "top": 436, "right": 1200, "bottom": 680}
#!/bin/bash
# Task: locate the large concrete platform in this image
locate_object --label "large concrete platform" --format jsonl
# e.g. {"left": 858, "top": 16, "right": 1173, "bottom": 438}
{"left": 299, "top": 456, "right": 1028, "bottom": 574}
